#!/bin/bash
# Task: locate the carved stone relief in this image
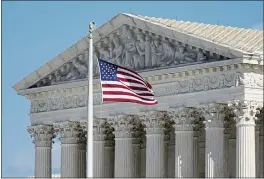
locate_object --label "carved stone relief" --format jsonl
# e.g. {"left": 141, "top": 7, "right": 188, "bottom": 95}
{"left": 30, "top": 72, "right": 246, "bottom": 114}
{"left": 29, "top": 24, "right": 228, "bottom": 89}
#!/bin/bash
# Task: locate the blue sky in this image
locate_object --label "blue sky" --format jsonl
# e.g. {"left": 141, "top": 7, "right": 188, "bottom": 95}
{"left": 2, "top": 1, "right": 263, "bottom": 177}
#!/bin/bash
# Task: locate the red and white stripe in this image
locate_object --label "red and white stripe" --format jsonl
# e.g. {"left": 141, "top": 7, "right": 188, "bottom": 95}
{"left": 101, "top": 66, "right": 158, "bottom": 105}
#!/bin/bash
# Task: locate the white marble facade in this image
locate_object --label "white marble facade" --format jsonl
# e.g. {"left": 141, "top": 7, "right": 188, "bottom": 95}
{"left": 14, "top": 13, "right": 263, "bottom": 178}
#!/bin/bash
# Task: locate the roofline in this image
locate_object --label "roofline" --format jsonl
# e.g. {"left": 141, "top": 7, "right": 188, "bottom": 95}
{"left": 13, "top": 13, "right": 263, "bottom": 92}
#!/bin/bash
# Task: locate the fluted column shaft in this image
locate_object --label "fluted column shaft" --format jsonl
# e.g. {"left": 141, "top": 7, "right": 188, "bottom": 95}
{"left": 205, "top": 121, "right": 225, "bottom": 177}
{"left": 78, "top": 142, "right": 86, "bottom": 178}
{"left": 198, "top": 130, "right": 205, "bottom": 178}
{"left": 145, "top": 130, "right": 165, "bottom": 177}
{"left": 104, "top": 141, "right": 114, "bottom": 178}
{"left": 142, "top": 111, "right": 166, "bottom": 178}
{"left": 114, "top": 135, "right": 133, "bottom": 177}
{"left": 236, "top": 122, "right": 256, "bottom": 177}
{"left": 28, "top": 125, "right": 54, "bottom": 178}
{"left": 174, "top": 126, "right": 194, "bottom": 177}
{"left": 167, "top": 130, "right": 175, "bottom": 178}
{"left": 61, "top": 140, "right": 79, "bottom": 177}
{"left": 93, "top": 127, "right": 106, "bottom": 177}
{"left": 224, "top": 131, "right": 229, "bottom": 177}
{"left": 132, "top": 139, "right": 141, "bottom": 177}
{"left": 140, "top": 137, "right": 146, "bottom": 178}
{"left": 228, "top": 139, "right": 236, "bottom": 177}
{"left": 255, "top": 126, "right": 260, "bottom": 177}
{"left": 193, "top": 132, "right": 199, "bottom": 177}
{"left": 260, "top": 134, "right": 264, "bottom": 177}
{"left": 54, "top": 121, "right": 81, "bottom": 178}
{"left": 229, "top": 101, "right": 260, "bottom": 178}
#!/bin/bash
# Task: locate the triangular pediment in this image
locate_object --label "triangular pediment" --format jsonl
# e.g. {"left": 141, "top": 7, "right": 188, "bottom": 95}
{"left": 13, "top": 13, "right": 263, "bottom": 92}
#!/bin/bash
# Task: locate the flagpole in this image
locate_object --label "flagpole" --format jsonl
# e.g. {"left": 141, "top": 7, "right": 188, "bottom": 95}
{"left": 87, "top": 21, "right": 95, "bottom": 178}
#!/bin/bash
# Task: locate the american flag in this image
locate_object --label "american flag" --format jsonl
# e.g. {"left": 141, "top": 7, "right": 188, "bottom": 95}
{"left": 98, "top": 59, "right": 158, "bottom": 105}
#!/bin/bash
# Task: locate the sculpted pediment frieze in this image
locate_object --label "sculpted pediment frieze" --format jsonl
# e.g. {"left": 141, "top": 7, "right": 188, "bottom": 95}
{"left": 29, "top": 24, "right": 230, "bottom": 89}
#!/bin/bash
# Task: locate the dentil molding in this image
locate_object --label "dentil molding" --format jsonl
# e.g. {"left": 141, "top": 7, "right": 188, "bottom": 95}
{"left": 29, "top": 71, "right": 262, "bottom": 114}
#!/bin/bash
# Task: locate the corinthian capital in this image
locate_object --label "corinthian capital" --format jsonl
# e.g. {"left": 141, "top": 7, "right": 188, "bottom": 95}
{"left": 169, "top": 107, "right": 197, "bottom": 131}
{"left": 141, "top": 111, "right": 166, "bottom": 134}
{"left": 109, "top": 115, "right": 134, "bottom": 138}
{"left": 201, "top": 103, "right": 227, "bottom": 128}
{"left": 53, "top": 121, "right": 82, "bottom": 144}
{"left": 93, "top": 118, "right": 107, "bottom": 141}
{"left": 27, "top": 124, "right": 55, "bottom": 147}
{"left": 228, "top": 100, "right": 260, "bottom": 125}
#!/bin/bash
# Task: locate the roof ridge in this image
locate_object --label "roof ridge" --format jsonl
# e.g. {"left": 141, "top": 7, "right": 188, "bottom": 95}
{"left": 125, "top": 13, "right": 263, "bottom": 31}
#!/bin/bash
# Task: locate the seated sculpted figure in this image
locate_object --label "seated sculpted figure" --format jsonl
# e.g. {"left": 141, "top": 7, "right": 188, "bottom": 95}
{"left": 72, "top": 58, "right": 88, "bottom": 78}
{"left": 196, "top": 51, "right": 207, "bottom": 62}
{"left": 151, "top": 37, "right": 164, "bottom": 67}
{"left": 97, "top": 41, "right": 110, "bottom": 60}
{"left": 110, "top": 34, "right": 124, "bottom": 66}
{"left": 161, "top": 40, "right": 175, "bottom": 66}
{"left": 174, "top": 46, "right": 196, "bottom": 64}
{"left": 65, "top": 62, "right": 79, "bottom": 81}
{"left": 135, "top": 33, "right": 146, "bottom": 70}
{"left": 123, "top": 28, "right": 137, "bottom": 69}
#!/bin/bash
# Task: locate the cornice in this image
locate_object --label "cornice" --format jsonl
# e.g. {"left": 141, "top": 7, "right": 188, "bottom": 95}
{"left": 22, "top": 61, "right": 262, "bottom": 101}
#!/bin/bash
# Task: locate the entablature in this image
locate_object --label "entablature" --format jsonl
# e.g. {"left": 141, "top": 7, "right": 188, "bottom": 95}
{"left": 13, "top": 13, "right": 263, "bottom": 92}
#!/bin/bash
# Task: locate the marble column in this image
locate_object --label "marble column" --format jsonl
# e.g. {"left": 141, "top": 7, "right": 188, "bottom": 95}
{"left": 54, "top": 121, "right": 81, "bottom": 178}
{"left": 28, "top": 125, "right": 54, "bottom": 178}
{"left": 170, "top": 107, "right": 196, "bottom": 177}
{"left": 228, "top": 125, "right": 236, "bottom": 178}
{"left": 167, "top": 130, "right": 175, "bottom": 178}
{"left": 255, "top": 125, "right": 260, "bottom": 178}
{"left": 78, "top": 134, "right": 86, "bottom": 178}
{"left": 198, "top": 130, "right": 205, "bottom": 178}
{"left": 140, "top": 136, "right": 146, "bottom": 178}
{"left": 258, "top": 108, "right": 263, "bottom": 177}
{"left": 229, "top": 101, "right": 259, "bottom": 178}
{"left": 203, "top": 104, "right": 225, "bottom": 178}
{"left": 224, "top": 128, "right": 230, "bottom": 177}
{"left": 260, "top": 124, "right": 264, "bottom": 177}
{"left": 174, "top": 122, "right": 194, "bottom": 177}
{"left": 93, "top": 119, "right": 107, "bottom": 177}
{"left": 104, "top": 140, "right": 114, "bottom": 178}
{"left": 193, "top": 131, "right": 200, "bottom": 177}
{"left": 112, "top": 115, "right": 134, "bottom": 177}
{"left": 79, "top": 121, "right": 87, "bottom": 178}
{"left": 164, "top": 135, "right": 169, "bottom": 178}
{"left": 132, "top": 139, "right": 141, "bottom": 177}
{"left": 143, "top": 111, "right": 165, "bottom": 178}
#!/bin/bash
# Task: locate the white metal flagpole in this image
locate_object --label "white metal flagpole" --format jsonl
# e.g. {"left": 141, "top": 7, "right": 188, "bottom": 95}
{"left": 87, "top": 22, "right": 95, "bottom": 178}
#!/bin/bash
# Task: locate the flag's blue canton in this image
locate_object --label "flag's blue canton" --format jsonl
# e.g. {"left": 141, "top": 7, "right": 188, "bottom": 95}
{"left": 99, "top": 59, "right": 119, "bottom": 81}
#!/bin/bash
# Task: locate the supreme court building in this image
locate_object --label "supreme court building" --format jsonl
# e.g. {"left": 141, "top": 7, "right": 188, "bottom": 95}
{"left": 14, "top": 13, "right": 263, "bottom": 178}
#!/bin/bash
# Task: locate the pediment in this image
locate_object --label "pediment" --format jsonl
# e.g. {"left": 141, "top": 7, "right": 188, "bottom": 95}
{"left": 13, "top": 13, "right": 263, "bottom": 92}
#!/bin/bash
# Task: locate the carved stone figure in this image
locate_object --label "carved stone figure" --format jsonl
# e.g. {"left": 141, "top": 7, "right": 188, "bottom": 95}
{"left": 65, "top": 62, "right": 79, "bottom": 81}
{"left": 174, "top": 46, "right": 196, "bottom": 64}
{"left": 196, "top": 51, "right": 207, "bottom": 62}
{"left": 135, "top": 33, "right": 146, "bottom": 69}
{"left": 64, "top": 59, "right": 87, "bottom": 81}
{"left": 144, "top": 34, "right": 152, "bottom": 68}
{"left": 97, "top": 41, "right": 110, "bottom": 60}
{"left": 52, "top": 71, "right": 61, "bottom": 83}
{"left": 161, "top": 39, "right": 175, "bottom": 66}
{"left": 72, "top": 59, "right": 87, "bottom": 78}
{"left": 123, "top": 27, "right": 138, "bottom": 69}
{"left": 109, "top": 34, "right": 124, "bottom": 66}
{"left": 48, "top": 74, "right": 56, "bottom": 85}
{"left": 151, "top": 37, "right": 164, "bottom": 67}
